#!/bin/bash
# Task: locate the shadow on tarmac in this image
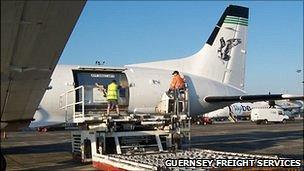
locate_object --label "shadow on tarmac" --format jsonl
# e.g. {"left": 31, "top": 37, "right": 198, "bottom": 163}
{"left": 22, "top": 160, "right": 97, "bottom": 171}
{"left": 2, "top": 142, "right": 70, "bottom": 155}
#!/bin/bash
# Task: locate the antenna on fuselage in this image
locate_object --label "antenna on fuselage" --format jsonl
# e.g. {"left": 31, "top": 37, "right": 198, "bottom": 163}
{"left": 95, "top": 60, "right": 105, "bottom": 66}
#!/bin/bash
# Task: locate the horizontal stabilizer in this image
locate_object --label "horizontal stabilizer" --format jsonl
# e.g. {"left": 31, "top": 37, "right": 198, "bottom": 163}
{"left": 281, "top": 94, "right": 304, "bottom": 100}
{"left": 204, "top": 94, "right": 304, "bottom": 103}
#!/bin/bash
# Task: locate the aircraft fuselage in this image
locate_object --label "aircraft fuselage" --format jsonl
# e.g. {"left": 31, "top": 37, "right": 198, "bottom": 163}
{"left": 31, "top": 65, "right": 245, "bottom": 127}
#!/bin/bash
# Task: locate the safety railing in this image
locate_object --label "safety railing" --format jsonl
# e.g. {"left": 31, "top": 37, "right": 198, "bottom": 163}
{"left": 59, "top": 85, "right": 85, "bottom": 123}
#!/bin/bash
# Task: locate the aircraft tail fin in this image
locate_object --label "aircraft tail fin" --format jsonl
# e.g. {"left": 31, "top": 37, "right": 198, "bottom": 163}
{"left": 190, "top": 5, "right": 249, "bottom": 89}
{"left": 128, "top": 5, "right": 249, "bottom": 90}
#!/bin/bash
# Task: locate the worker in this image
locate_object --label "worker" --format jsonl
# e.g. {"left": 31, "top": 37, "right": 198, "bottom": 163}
{"left": 170, "top": 71, "right": 185, "bottom": 90}
{"left": 106, "top": 80, "right": 120, "bottom": 115}
{"left": 168, "top": 71, "right": 185, "bottom": 98}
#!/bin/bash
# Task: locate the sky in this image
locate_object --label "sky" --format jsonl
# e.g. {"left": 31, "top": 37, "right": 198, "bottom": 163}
{"left": 59, "top": 1, "right": 303, "bottom": 95}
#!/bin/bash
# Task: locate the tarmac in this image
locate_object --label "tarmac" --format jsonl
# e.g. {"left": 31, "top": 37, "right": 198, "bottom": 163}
{"left": 1, "top": 119, "right": 303, "bottom": 170}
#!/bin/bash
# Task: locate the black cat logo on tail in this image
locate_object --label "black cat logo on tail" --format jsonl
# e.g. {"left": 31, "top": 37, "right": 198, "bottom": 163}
{"left": 218, "top": 37, "right": 241, "bottom": 61}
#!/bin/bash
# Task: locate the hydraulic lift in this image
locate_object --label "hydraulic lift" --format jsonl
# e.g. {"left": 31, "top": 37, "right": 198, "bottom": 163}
{"left": 60, "top": 81, "right": 281, "bottom": 170}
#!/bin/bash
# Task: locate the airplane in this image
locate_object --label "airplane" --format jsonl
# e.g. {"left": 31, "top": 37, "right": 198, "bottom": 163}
{"left": 203, "top": 102, "right": 253, "bottom": 122}
{"left": 1, "top": 4, "right": 303, "bottom": 170}
{"left": 1, "top": 1, "right": 86, "bottom": 169}
{"left": 203, "top": 100, "right": 303, "bottom": 122}
{"left": 29, "top": 5, "right": 304, "bottom": 128}
{"left": 0, "top": 1, "right": 86, "bottom": 130}
{"left": 1, "top": 1, "right": 86, "bottom": 132}
{"left": 275, "top": 100, "right": 304, "bottom": 117}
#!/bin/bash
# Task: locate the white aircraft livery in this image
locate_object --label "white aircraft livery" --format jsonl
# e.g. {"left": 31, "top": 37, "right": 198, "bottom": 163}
{"left": 30, "top": 5, "right": 303, "bottom": 128}
{"left": 204, "top": 100, "right": 303, "bottom": 122}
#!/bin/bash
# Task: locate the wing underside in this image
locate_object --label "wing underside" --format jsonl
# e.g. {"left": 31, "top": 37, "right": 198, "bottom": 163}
{"left": 1, "top": 1, "right": 86, "bottom": 130}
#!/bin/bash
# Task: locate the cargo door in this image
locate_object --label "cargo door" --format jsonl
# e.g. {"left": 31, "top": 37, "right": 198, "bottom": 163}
{"left": 73, "top": 69, "right": 129, "bottom": 114}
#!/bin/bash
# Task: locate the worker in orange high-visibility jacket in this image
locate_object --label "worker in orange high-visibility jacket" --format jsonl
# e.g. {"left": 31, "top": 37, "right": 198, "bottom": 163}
{"left": 170, "top": 70, "right": 185, "bottom": 90}
{"left": 167, "top": 71, "right": 186, "bottom": 99}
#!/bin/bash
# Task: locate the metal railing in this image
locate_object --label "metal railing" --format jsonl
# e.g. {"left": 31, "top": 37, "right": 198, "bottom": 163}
{"left": 59, "top": 85, "right": 84, "bottom": 123}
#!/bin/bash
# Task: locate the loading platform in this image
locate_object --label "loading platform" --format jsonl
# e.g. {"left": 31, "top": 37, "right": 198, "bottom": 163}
{"left": 59, "top": 82, "right": 285, "bottom": 170}
{"left": 102, "top": 149, "right": 279, "bottom": 170}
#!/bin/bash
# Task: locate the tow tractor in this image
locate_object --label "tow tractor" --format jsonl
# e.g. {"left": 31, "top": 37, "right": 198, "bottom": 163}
{"left": 59, "top": 68, "right": 281, "bottom": 170}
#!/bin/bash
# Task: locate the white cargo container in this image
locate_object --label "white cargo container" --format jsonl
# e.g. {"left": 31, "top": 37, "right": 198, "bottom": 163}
{"left": 251, "top": 108, "right": 289, "bottom": 124}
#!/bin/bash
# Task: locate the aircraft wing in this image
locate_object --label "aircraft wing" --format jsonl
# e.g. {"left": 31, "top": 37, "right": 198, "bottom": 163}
{"left": 204, "top": 94, "right": 304, "bottom": 103}
{"left": 1, "top": 1, "right": 86, "bottom": 130}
